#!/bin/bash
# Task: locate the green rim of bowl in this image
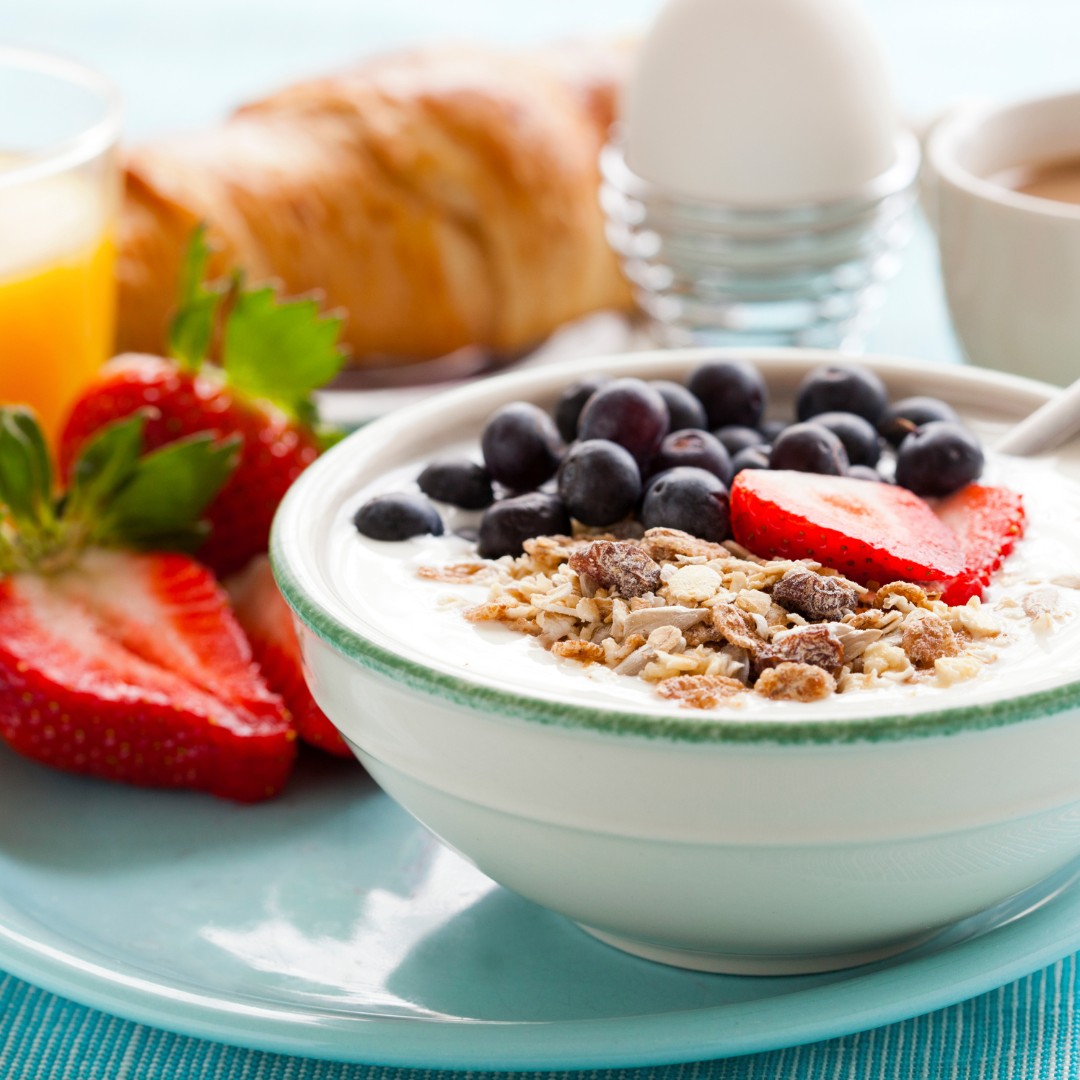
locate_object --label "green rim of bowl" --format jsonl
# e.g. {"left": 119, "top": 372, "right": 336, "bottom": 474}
{"left": 272, "top": 347, "right": 1080, "bottom": 748}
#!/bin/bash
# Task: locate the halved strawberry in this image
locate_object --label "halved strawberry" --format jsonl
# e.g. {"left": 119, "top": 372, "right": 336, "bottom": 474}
{"left": 0, "top": 551, "right": 295, "bottom": 801}
{"left": 0, "top": 406, "right": 295, "bottom": 800}
{"left": 934, "top": 485, "right": 1025, "bottom": 605}
{"left": 58, "top": 229, "right": 343, "bottom": 577}
{"left": 730, "top": 470, "right": 964, "bottom": 585}
{"left": 227, "top": 556, "right": 352, "bottom": 759}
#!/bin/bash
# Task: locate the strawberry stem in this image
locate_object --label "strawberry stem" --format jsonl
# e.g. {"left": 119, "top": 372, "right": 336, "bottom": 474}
{"left": 164, "top": 226, "right": 345, "bottom": 439}
{"left": 167, "top": 225, "right": 225, "bottom": 372}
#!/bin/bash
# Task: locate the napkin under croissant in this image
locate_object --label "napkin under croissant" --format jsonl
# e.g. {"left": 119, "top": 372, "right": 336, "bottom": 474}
{"left": 118, "top": 41, "right": 634, "bottom": 367}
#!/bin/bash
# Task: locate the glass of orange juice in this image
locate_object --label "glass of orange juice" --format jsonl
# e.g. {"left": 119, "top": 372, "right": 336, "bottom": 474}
{"left": 0, "top": 48, "right": 121, "bottom": 441}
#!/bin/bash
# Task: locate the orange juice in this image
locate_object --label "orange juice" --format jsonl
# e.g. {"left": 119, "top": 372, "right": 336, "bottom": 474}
{"left": 0, "top": 162, "right": 116, "bottom": 441}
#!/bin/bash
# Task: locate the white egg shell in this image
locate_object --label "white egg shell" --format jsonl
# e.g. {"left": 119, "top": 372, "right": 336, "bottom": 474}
{"left": 622, "top": 0, "right": 901, "bottom": 205}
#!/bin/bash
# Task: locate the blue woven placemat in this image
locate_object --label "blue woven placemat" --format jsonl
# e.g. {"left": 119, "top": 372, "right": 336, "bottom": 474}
{"left": 1, "top": 956, "right": 1076, "bottom": 1080}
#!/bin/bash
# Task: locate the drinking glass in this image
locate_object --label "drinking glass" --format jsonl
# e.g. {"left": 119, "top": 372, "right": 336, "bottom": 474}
{"left": 0, "top": 48, "right": 122, "bottom": 440}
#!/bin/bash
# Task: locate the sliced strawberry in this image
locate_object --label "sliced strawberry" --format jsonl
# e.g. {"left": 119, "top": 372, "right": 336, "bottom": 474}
{"left": 0, "top": 550, "right": 295, "bottom": 801}
{"left": 730, "top": 470, "right": 964, "bottom": 585}
{"left": 934, "top": 485, "right": 1025, "bottom": 605}
{"left": 226, "top": 557, "right": 352, "bottom": 758}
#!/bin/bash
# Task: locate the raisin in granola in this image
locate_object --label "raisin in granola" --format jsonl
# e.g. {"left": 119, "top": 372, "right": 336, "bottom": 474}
{"left": 771, "top": 568, "right": 858, "bottom": 622}
{"left": 754, "top": 625, "right": 845, "bottom": 677}
{"left": 568, "top": 540, "right": 661, "bottom": 598}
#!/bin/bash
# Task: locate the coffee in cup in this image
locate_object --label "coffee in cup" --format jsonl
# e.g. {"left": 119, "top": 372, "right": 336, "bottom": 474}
{"left": 990, "top": 155, "right": 1080, "bottom": 207}
{"left": 926, "top": 90, "right": 1080, "bottom": 386}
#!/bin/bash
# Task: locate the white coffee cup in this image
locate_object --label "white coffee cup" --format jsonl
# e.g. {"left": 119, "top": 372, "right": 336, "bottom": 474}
{"left": 926, "top": 90, "right": 1080, "bottom": 385}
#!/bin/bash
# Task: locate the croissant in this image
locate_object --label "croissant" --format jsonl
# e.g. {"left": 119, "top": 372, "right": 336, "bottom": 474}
{"left": 118, "top": 41, "right": 634, "bottom": 367}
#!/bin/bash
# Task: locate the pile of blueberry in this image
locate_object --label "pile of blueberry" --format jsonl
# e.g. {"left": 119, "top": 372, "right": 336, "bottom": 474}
{"left": 353, "top": 360, "right": 984, "bottom": 557}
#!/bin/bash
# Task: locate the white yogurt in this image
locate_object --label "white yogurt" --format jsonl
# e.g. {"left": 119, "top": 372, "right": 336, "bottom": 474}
{"left": 326, "top": 426, "right": 1080, "bottom": 722}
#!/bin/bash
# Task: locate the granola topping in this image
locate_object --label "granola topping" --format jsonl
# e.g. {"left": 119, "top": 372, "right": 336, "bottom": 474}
{"left": 435, "top": 527, "right": 1017, "bottom": 710}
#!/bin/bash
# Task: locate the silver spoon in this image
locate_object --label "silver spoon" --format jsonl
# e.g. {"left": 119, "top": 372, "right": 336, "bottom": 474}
{"left": 995, "top": 376, "right": 1080, "bottom": 457}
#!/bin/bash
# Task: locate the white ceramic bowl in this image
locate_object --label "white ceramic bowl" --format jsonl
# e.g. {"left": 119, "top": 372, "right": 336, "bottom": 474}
{"left": 272, "top": 348, "right": 1080, "bottom": 975}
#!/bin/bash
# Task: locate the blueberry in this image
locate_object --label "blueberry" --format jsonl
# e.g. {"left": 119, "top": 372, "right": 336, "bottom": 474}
{"left": 577, "top": 378, "right": 669, "bottom": 471}
{"left": 642, "top": 467, "right": 673, "bottom": 500}
{"left": 651, "top": 429, "right": 733, "bottom": 485}
{"left": 481, "top": 402, "right": 564, "bottom": 490}
{"left": 769, "top": 422, "right": 850, "bottom": 475}
{"left": 847, "top": 464, "right": 887, "bottom": 483}
{"left": 796, "top": 365, "right": 888, "bottom": 424}
{"left": 650, "top": 380, "right": 708, "bottom": 430}
{"left": 640, "top": 466, "right": 730, "bottom": 542}
{"left": 895, "top": 421, "right": 984, "bottom": 497}
{"left": 810, "top": 411, "right": 882, "bottom": 467}
{"left": 353, "top": 493, "right": 444, "bottom": 541}
{"left": 878, "top": 396, "right": 961, "bottom": 447}
{"left": 687, "top": 359, "right": 767, "bottom": 429}
{"left": 758, "top": 418, "right": 787, "bottom": 442}
{"left": 554, "top": 374, "right": 612, "bottom": 442}
{"left": 477, "top": 492, "right": 572, "bottom": 559}
{"left": 714, "top": 424, "right": 768, "bottom": 456}
{"left": 417, "top": 458, "right": 494, "bottom": 509}
{"left": 730, "top": 446, "right": 771, "bottom": 475}
{"left": 556, "top": 440, "right": 641, "bottom": 526}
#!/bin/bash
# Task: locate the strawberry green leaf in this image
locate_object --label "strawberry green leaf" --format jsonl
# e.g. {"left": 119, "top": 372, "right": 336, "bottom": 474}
{"left": 67, "top": 412, "right": 147, "bottom": 522}
{"left": 99, "top": 433, "right": 241, "bottom": 551}
{"left": 167, "top": 224, "right": 225, "bottom": 371}
{"left": 177, "top": 223, "right": 213, "bottom": 303}
{"left": 0, "top": 408, "right": 53, "bottom": 531}
{"left": 314, "top": 421, "right": 347, "bottom": 451}
{"left": 0, "top": 532, "right": 18, "bottom": 576}
{"left": 221, "top": 286, "right": 345, "bottom": 425}
{"left": 6, "top": 408, "right": 53, "bottom": 513}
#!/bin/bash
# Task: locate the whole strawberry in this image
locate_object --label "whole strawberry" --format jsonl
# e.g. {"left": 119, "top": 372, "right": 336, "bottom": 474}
{"left": 0, "top": 407, "right": 296, "bottom": 801}
{"left": 59, "top": 229, "right": 343, "bottom": 576}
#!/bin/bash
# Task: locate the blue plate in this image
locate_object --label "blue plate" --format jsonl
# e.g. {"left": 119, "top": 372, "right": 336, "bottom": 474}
{"left": 1, "top": 742, "right": 1079, "bottom": 1070}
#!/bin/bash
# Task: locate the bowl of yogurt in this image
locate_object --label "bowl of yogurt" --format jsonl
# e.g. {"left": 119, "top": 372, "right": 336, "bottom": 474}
{"left": 272, "top": 348, "right": 1080, "bottom": 974}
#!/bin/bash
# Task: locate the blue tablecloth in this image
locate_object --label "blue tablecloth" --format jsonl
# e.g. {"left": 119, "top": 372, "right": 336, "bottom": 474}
{"left": 5, "top": 1, "right": 1080, "bottom": 1075}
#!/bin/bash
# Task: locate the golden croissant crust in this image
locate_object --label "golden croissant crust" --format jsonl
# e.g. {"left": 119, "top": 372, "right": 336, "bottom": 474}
{"left": 118, "top": 42, "right": 634, "bottom": 367}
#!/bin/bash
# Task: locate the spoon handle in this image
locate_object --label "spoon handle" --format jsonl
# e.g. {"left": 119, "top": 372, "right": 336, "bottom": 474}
{"left": 996, "top": 377, "right": 1080, "bottom": 457}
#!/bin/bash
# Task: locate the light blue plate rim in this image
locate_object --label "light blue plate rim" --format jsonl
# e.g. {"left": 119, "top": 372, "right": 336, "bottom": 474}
{"left": 2, "top": 819, "right": 1080, "bottom": 1070}
{"left": 5, "top": 349, "right": 1078, "bottom": 1069}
